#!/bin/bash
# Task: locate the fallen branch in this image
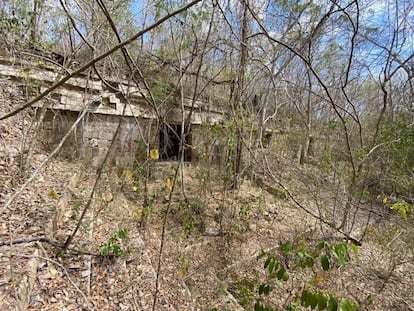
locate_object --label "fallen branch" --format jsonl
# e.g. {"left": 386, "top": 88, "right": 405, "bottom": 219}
{"left": 0, "top": 236, "right": 62, "bottom": 247}
{"left": 0, "top": 236, "right": 98, "bottom": 257}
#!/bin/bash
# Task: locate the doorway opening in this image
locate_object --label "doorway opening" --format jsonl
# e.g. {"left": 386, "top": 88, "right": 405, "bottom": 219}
{"left": 159, "top": 124, "right": 191, "bottom": 162}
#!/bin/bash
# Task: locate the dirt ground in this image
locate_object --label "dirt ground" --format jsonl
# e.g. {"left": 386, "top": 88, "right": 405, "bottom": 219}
{"left": 1, "top": 79, "right": 413, "bottom": 310}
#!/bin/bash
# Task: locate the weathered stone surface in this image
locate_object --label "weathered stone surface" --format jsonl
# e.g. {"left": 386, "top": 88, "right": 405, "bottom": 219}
{"left": 0, "top": 57, "right": 229, "bottom": 167}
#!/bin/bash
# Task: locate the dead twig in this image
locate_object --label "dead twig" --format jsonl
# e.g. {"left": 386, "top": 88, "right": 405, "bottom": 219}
{"left": 0, "top": 236, "right": 100, "bottom": 257}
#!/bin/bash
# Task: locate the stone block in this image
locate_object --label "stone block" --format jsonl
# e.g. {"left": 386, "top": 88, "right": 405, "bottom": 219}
{"left": 99, "top": 130, "right": 116, "bottom": 141}
{"left": 43, "top": 121, "right": 53, "bottom": 130}
{"left": 82, "top": 147, "right": 93, "bottom": 159}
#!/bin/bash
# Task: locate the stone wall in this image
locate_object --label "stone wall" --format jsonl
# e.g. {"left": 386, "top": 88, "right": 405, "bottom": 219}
{"left": 39, "top": 107, "right": 229, "bottom": 168}
{"left": 39, "top": 109, "right": 83, "bottom": 159}
{"left": 82, "top": 113, "right": 152, "bottom": 167}
{"left": 40, "top": 109, "right": 153, "bottom": 167}
{"left": 1, "top": 56, "right": 228, "bottom": 168}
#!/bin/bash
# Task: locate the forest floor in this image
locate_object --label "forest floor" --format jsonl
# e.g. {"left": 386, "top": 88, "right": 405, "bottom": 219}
{"left": 1, "top": 78, "right": 414, "bottom": 311}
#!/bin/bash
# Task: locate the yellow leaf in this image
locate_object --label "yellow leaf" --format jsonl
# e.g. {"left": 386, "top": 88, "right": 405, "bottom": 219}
{"left": 314, "top": 275, "right": 324, "bottom": 285}
{"left": 48, "top": 265, "right": 58, "bottom": 278}
{"left": 177, "top": 268, "right": 186, "bottom": 278}
{"left": 122, "top": 169, "right": 133, "bottom": 181}
{"left": 383, "top": 197, "right": 388, "bottom": 204}
{"left": 132, "top": 186, "right": 138, "bottom": 192}
{"left": 136, "top": 208, "right": 143, "bottom": 219}
{"left": 150, "top": 149, "right": 159, "bottom": 160}
{"left": 103, "top": 195, "right": 113, "bottom": 203}
{"left": 48, "top": 188, "right": 59, "bottom": 200}
{"left": 22, "top": 68, "right": 30, "bottom": 78}
{"left": 166, "top": 178, "right": 172, "bottom": 192}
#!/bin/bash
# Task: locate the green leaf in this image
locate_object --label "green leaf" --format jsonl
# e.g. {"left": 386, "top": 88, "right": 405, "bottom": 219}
{"left": 350, "top": 243, "right": 358, "bottom": 256}
{"left": 255, "top": 301, "right": 274, "bottom": 311}
{"left": 317, "top": 242, "right": 327, "bottom": 250}
{"left": 99, "top": 245, "right": 109, "bottom": 256}
{"left": 117, "top": 229, "right": 127, "bottom": 239}
{"left": 337, "top": 253, "right": 346, "bottom": 266}
{"left": 305, "top": 256, "right": 315, "bottom": 268}
{"left": 301, "top": 290, "right": 329, "bottom": 310}
{"left": 297, "top": 249, "right": 306, "bottom": 258}
{"left": 301, "top": 290, "right": 310, "bottom": 307}
{"left": 112, "top": 244, "right": 120, "bottom": 256}
{"left": 300, "top": 290, "right": 317, "bottom": 308}
{"left": 340, "top": 298, "right": 357, "bottom": 311}
{"left": 317, "top": 292, "right": 327, "bottom": 310}
{"left": 257, "top": 250, "right": 268, "bottom": 260}
{"left": 264, "top": 257, "right": 271, "bottom": 269}
{"left": 321, "top": 255, "right": 330, "bottom": 271}
{"left": 270, "top": 272, "right": 278, "bottom": 279}
{"left": 280, "top": 242, "right": 292, "bottom": 255}
{"left": 268, "top": 259, "right": 275, "bottom": 274}
{"left": 255, "top": 301, "right": 263, "bottom": 311}
{"left": 309, "top": 292, "right": 318, "bottom": 308}
{"left": 259, "top": 284, "right": 273, "bottom": 295}
{"left": 328, "top": 296, "right": 338, "bottom": 311}
{"left": 277, "top": 267, "right": 288, "bottom": 281}
{"left": 332, "top": 244, "right": 348, "bottom": 266}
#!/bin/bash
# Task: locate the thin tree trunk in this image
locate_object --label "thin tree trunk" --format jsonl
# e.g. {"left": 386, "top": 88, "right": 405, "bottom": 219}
{"left": 300, "top": 69, "right": 313, "bottom": 164}
{"left": 30, "top": 0, "right": 40, "bottom": 45}
{"left": 232, "top": 0, "right": 248, "bottom": 189}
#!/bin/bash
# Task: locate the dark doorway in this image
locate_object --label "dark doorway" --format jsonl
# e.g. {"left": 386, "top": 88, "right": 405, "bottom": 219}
{"left": 159, "top": 124, "right": 191, "bottom": 161}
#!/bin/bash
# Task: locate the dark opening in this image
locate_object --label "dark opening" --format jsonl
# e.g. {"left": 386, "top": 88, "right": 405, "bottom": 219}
{"left": 262, "top": 131, "right": 273, "bottom": 147}
{"left": 159, "top": 124, "right": 191, "bottom": 162}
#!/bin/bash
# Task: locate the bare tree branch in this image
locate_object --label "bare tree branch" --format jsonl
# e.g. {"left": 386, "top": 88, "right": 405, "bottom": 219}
{"left": 0, "top": 0, "right": 202, "bottom": 121}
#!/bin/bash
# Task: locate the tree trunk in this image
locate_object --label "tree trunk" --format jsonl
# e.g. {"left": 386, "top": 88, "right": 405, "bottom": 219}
{"left": 231, "top": 0, "right": 249, "bottom": 189}
{"left": 30, "top": 0, "right": 40, "bottom": 45}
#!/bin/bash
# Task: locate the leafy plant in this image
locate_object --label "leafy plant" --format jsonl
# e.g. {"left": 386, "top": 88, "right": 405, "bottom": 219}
{"left": 299, "top": 290, "right": 357, "bottom": 311}
{"left": 120, "top": 167, "right": 143, "bottom": 194}
{"left": 69, "top": 191, "right": 82, "bottom": 221}
{"left": 390, "top": 200, "right": 412, "bottom": 220}
{"left": 179, "top": 198, "right": 205, "bottom": 237}
{"left": 140, "top": 186, "right": 167, "bottom": 226}
{"left": 48, "top": 188, "right": 59, "bottom": 200}
{"left": 238, "top": 204, "right": 253, "bottom": 231}
{"left": 98, "top": 229, "right": 129, "bottom": 256}
{"left": 228, "top": 276, "right": 261, "bottom": 309}
{"left": 255, "top": 241, "right": 359, "bottom": 310}
{"left": 177, "top": 255, "right": 191, "bottom": 278}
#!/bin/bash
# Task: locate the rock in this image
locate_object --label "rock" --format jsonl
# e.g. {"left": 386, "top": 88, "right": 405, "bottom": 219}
{"left": 68, "top": 172, "right": 80, "bottom": 190}
{"left": 33, "top": 153, "right": 47, "bottom": 163}
{"left": 8, "top": 147, "right": 19, "bottom": 158}
{"left": 267, "top": 204, "right": 277, "bottom": 214}
{"left": 0, "top": 123, "right": 10, "bottom": 134}
{"left": 204, "top": 225, "right": 220, "bottom": 236}
{"left": 249, "top": 222, "right": 257, "bottom": 232}
{"left": 37, "top": 173, "right": 44, "bottom": 183}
